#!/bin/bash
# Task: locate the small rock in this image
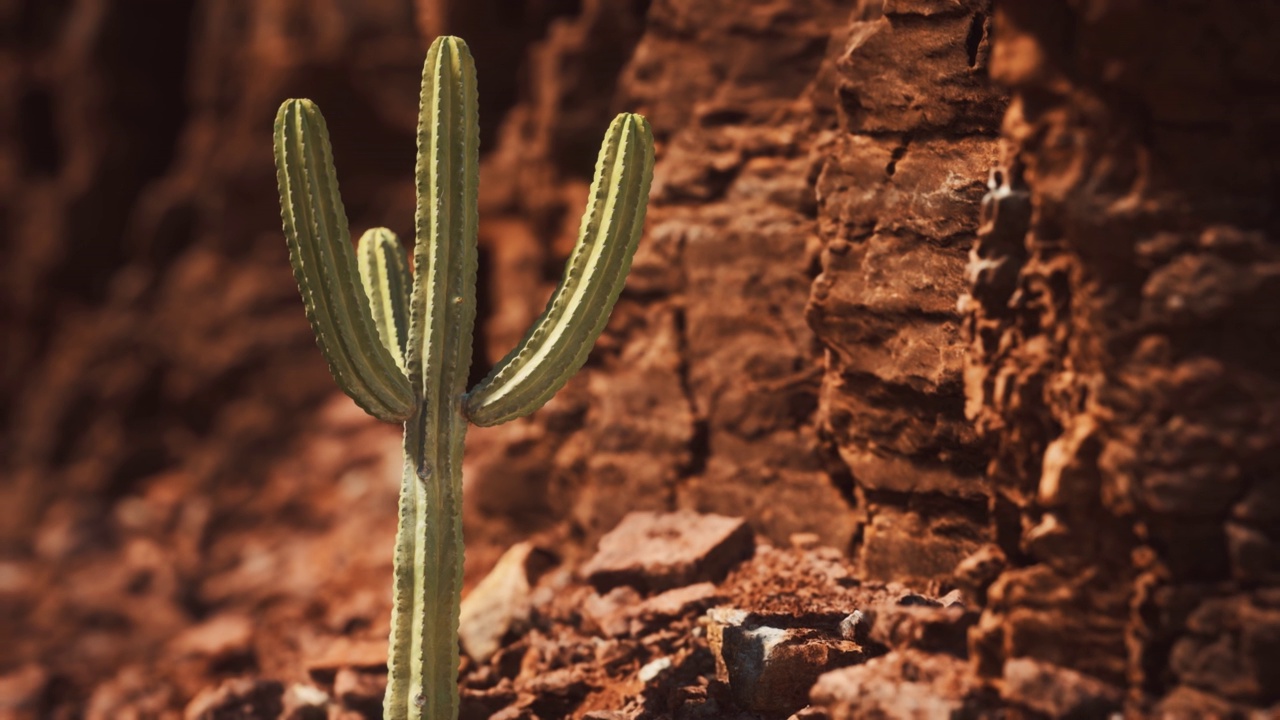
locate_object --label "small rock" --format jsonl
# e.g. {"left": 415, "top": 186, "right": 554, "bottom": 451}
{"left": 837, "top": 611, "right": 870, "bottom": 642}
{"left": 582, "top": 586, "right": 643, "bottom": 637}
{"left": 306, "top": 637, "right": 388, "bottom": 682}
{"left": 280, "top": 683, "right": 330, "bottom": 720}
{"left": 459, "top": 541, "right": 557, "bottom": 662}
{"left": 184, "top": 678, "right": 284, "bottom": 720}
{"left": 522, "top": 666, "right": 591, "bottom": 698}
{"left": 637, "top": 582, "right": 720, "bottom": 620}
{"left": 333, "top": 668, "right": 386, "bottom": 714}
{"left": 1153, "top": 686, "right": 1249, "bottom": 718}
{"left": 0, "top": 561, "right": 32, "bottom": 596}
{"left": 1001, "top": 657, "right": 1123, "bottom": 718}
{"left": 707, "top": 608, "right": 865, "bottom": 717}
{"left": 460, "top": 681, "right": 518, "bottom": 720}
{"left": 489, "top": 707, "right": 537, "bottom": 720}
{"left": 869, "top": 603, "right": 974, "bottom": 656}
{"left": 584, "top": 582, "right": 721, "bottom": 638}
{"left": 594, "top": 638, "right": 642, "bottom": 674}
{"left": 520, "top": 666, "right": 594, "bottom": 719}
{"left": 583, "top": 511, "right": 754, "bottom": 593}
{"left": 85, "top": 665, "right": 173, "bottom": 720}
{"left": 637, "top": 657, "right": 672, "bottom": 683}
{"left": 809, "top": 650, "right": 974, "bottom": 720}
{"left": 895, "top": 594, "right": 940, "bottom": 608}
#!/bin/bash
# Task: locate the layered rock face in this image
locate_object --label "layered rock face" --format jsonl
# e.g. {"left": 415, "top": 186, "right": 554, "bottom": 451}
{"left": 807, "top": 0, "right": 1003, "bottom": 586}
{"left": 474, "top": 0, "right": 1006, "bottom": 585}
{"left": 964, "top": 1, "right": 1280, "bottom": 714}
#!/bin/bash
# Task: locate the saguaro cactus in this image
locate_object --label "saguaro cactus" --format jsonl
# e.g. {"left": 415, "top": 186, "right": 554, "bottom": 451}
{"left": 273, "top": 36, "right": 654, "bottom": 720}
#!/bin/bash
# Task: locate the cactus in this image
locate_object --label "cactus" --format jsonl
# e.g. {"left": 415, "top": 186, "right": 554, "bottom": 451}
{"left": 273, "top": 36, "right": 654, "bottom": 720}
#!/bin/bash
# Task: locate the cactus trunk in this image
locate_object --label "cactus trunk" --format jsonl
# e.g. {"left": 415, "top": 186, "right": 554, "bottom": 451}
{"left": 384, "top": 37, "right": 478, "bottom": 720}
{"left": 390, "top": 410, "right": 467, "bottom": 719}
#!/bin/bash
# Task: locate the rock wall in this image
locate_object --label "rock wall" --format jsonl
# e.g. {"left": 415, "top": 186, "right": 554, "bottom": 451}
{"left": 472, "top": 0, "right": 1006, "bottom": 587}
{"left": 964, "top": 0, "right": 1280, "bottom": 714}
{"left": 808, "top": 0, "right": 1002, "bottom": 586}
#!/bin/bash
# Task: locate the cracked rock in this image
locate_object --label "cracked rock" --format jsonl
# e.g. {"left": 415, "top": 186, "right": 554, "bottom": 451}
{"left": 707, "top": 608, "right": 866, "bottom": 717}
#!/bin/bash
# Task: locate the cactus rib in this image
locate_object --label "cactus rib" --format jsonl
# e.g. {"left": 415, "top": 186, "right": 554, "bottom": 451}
{"left": 273, "top": 100, "right": 416, "bottom": 422}
{"left": 357, "top": 228, "right": 412, "bottom": 372}
{"left": 463, "top": 113, "right": 655, "bottom": 426}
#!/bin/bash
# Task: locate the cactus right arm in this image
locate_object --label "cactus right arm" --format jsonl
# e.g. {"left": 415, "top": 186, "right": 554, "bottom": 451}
{"left": 462, "top": 113, "right": 655, "bottom": 426}
{"left": 274, "top": 99, "right": 417, "bottom": 422}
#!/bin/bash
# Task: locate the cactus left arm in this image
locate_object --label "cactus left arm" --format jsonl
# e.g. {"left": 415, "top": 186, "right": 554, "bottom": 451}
{"left": 274, "top": 100, "right": 417, "bottom": 423}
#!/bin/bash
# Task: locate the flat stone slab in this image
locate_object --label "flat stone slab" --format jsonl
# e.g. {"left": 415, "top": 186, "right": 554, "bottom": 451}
{"left": 582, "top": 511, "right": 754, "bottom": 593}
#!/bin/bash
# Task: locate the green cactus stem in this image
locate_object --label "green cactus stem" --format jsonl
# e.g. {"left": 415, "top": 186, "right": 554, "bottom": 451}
{"left": 272, "top": 35, "right": 654, "bottom": 720}
{"left": 357, "top": 227, "right": 412, "bottom": 372}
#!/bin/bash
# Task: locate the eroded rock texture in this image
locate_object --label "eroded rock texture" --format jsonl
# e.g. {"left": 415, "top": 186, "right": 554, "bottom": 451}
{"left": 964, "top": 1, "right": 1280, "bottom": 714}
{"left": 808, "top": 0, "right": 1003, "bottom": 586}
{"left": 472, "top": 0, "right": 1006, "bottom": 581}
{"left": 470, "top": 0, "right": 872, "bottom": 558}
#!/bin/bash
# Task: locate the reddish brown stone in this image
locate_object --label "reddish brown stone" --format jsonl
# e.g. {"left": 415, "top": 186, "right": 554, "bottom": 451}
{"left": 809, "top": 650, "right": 976, "bottom": 720}
{"left": 868, "top": 603, "right": 975, "bottom": 657}
{"left": 1001, "top": 657, "right": 1123, "bottom": 718}
{"left": 459, "top": 542, "right": 558, "bottom": 662}
{"left": 582, "top": 511, "right": 755, "bottom": 593}
{"left": 708, "top": 608, "right": 866, "bottom": 718}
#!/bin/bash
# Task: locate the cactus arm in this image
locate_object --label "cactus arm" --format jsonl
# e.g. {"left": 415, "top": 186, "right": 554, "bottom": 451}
{"left": 273, "top": 99, "right": 417, "bottom": 423}
{"left": 462, "top": 113, "right": 655, "bottom": 426}
{"left": 385, "top": 36, "right": 478, "bottom": 720}
{"left": 357, "top": 227, "right": 412, "bottom": 372}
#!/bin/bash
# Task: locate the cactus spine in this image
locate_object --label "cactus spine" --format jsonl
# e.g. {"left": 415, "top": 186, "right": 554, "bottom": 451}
{"left": 273, "top": 35, "right": 654, "bottom": 720}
